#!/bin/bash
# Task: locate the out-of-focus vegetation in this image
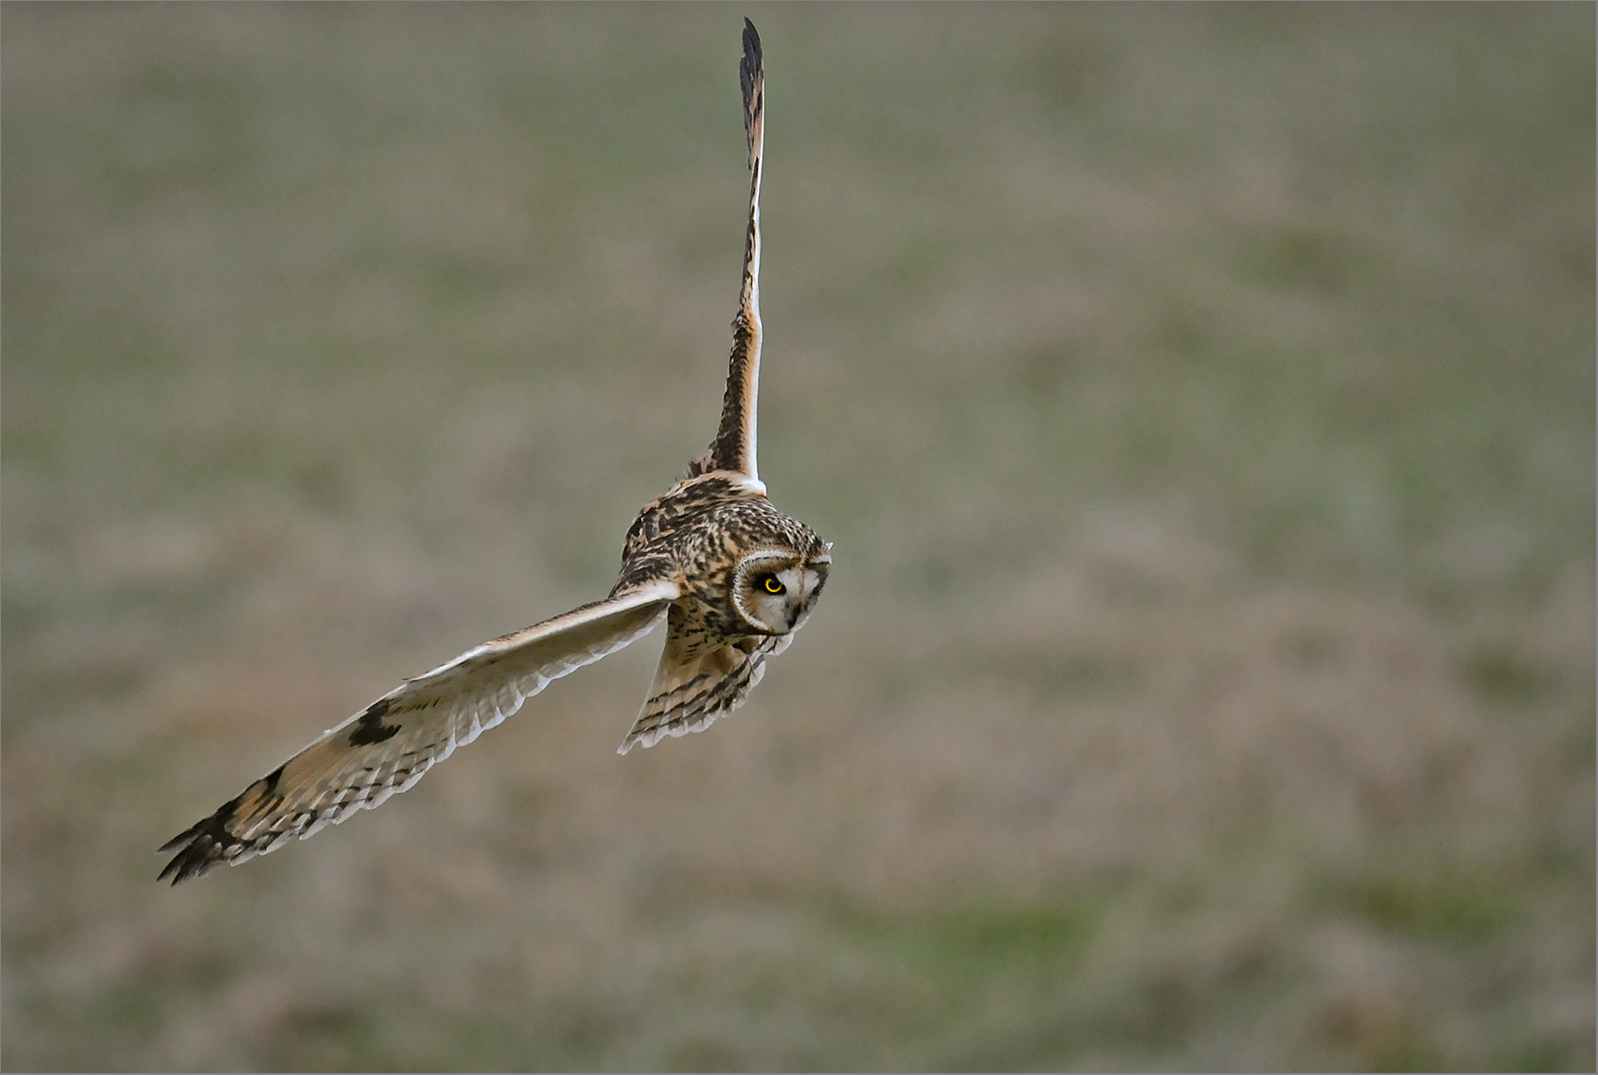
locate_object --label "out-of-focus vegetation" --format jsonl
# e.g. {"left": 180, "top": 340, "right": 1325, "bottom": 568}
{"left": 3, "top": 4, "right": 1592, "bottom": 1070}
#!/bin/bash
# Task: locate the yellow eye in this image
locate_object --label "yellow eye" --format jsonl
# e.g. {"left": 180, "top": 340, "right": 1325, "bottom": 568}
{"left": 763, "top": 575, "right": 785, "bottom": 594}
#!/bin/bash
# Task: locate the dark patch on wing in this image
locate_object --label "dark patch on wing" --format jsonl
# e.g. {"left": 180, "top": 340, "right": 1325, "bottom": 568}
{"left": 348, "top": 697, "right": 401, "bottom": 746}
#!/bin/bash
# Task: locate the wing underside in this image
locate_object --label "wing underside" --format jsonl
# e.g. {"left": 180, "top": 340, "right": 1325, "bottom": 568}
{"left": 618, "top": 602, "right": 791, "bottom": 754}
{"left": 158, "top": 581, "right": 678, "bottom": 883}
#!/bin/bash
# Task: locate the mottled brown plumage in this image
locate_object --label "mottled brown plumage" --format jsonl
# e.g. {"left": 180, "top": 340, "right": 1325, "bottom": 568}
{"left": 159, "top": 19, "right": 829, "bottom": 885}
{"left": 614, "top": 472, "right": 828, "bottom": 754}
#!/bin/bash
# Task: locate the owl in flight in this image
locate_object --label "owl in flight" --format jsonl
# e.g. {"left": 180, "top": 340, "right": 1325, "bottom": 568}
{"left": 160, "top": 20, "right": 828, "bottom": 884}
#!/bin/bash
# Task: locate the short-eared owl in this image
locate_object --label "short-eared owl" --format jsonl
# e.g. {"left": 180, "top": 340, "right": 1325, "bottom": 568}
{"left": 160, "top": 20, "right": 828, "bottom": 885}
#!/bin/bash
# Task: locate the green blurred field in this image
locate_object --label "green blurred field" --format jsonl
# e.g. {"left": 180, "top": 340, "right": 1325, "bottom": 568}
{"left": 3, "top": 3, "right": 1592, "bottom": 1070}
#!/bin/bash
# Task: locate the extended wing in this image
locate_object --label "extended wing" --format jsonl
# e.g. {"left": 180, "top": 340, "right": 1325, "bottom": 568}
{"left": 159, "top": 580, "right": 678, "bottom": 883}
{"left": 705, "top": 18, "right": 765, "bottom": 481}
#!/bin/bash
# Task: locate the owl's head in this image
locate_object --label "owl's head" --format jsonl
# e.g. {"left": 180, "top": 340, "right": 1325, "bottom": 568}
{"left": 730, "top": 541, "right": 831, "bottom": 634}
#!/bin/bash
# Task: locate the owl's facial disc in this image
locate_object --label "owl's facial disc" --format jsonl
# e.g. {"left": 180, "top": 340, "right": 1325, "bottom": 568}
{"left": 733, "top": 551, "right": 828, "bottom": 634}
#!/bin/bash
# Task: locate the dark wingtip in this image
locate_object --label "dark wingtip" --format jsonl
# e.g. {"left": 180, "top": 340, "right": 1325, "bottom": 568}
{"left": 157, "top": 830, "right": 212, "bottom": 885}
{"left": 157, "top": 800, "right": 241, "bottom": 885}
{"left": 739, "top": 18, "right": 763, "bottom": 145}
{"left": 741, "top": 18, "right": 762, "bottom": 81}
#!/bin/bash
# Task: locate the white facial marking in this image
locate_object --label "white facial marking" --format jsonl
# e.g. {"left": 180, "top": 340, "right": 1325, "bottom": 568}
{"left": 734, "top": 551, "right": 828, "bottom": 634}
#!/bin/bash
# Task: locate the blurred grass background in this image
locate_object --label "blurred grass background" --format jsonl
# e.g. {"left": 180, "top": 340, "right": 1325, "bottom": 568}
{"left": 2, "top": 3, "right": 1593, "bottom": 1070}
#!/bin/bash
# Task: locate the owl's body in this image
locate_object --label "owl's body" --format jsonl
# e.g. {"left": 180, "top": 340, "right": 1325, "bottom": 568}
{"left": 616, "top": 471, "right": 824, "bottom": 607}
{"left": 615, "top": 470, "right": 828, "bottom": 751}
{"left": 159, "top": 20, "right": 828, "bottom": 885}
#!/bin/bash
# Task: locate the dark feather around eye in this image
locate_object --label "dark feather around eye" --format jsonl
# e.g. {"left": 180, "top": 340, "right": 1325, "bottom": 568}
{"left": 761, "top": 574, "right": 785, "bottom": 594}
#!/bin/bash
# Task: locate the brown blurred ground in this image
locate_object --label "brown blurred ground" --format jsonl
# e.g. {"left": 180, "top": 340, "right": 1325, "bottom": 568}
{"left": 2, "top": 4, "right": 1593, "bottom": 1070}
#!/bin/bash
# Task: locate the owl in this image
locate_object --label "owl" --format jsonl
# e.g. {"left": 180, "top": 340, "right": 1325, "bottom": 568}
{"left": 159, "top": 19, "right": 829, "bottom": 885}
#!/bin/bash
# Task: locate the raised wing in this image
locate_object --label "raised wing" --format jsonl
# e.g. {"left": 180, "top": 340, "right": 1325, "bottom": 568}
{"left": 159, "top": 580, "right": 679, "bottom": 883}
{"left": 705, "top": 17, "right": 765, "bottom": 481}
{"left": 617, "top": 602, "right": 792, "bottom": 754}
